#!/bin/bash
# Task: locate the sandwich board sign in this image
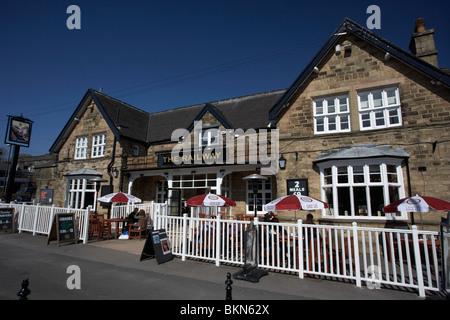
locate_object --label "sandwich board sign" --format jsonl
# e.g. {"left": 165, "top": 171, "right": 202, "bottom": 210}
{"left": 0, "top": 208, "right": 15, "bottom": 233}
{"left": 47, "top": 213, "right": 78, "bottom": 246}
{"left": 140, "top": 228, "right": 173, "bottom": 264}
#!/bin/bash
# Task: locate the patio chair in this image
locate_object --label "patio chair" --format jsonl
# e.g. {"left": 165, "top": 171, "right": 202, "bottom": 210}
{"left": 128, "top": 217, "right": 149, "bottom": 240}
{"left": 88, "top": 217, "right": 102, "bottom": 241}
{"left": 96, "top": 214, "right": 111, "bottom": 240}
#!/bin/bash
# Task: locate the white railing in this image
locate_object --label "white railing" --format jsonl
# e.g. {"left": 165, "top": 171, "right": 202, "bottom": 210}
{"left": 111, "top": 202, "right": 168, "bottom": 230}
{"left": 155, "top": 214, "right": 442, "bottom": 297}
{"left": 0, "top": 203, "right": 91, "bottom": 244}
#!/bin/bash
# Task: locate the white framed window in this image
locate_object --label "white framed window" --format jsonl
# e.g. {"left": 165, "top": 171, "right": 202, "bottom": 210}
{"left": 199, "top": 126, "right": 220, "bottom": 147}
{"left": 319, "top": 159, "right": 406, "bottom": 219}
{"left": 74, "top": 136, "right": 88, "bottom": 159}
{"left": 314, "top": 95, "right": 350, "bottom": 134}
{"left": 155, "top": 180, "right": 166, "bottom": 203}
{"left": 68, "top": 178, "right": 96, "bottom": 209}
{"left": 91, "top": 134, "right": 106, "bottom": 158}
{"left": 246, "top": 178, "right": 272, "bottom": 215}
{"left": 358, "top": 87, "right": 402, "bottom": 130}
{"left": 172, "top": 173, "right": 217, "bottom": 191}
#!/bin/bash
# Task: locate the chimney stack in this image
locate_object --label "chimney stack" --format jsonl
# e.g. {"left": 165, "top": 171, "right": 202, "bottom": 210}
{"left": 409, "top": 18, "right": 439, "bottom": 67}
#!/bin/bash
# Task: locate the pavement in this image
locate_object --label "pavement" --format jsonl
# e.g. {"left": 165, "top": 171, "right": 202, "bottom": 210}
{"left": 0, "top": 231, "right": 442, "bottom": 309}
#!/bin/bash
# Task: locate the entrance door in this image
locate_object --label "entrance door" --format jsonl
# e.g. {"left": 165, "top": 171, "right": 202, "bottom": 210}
{"left": 166, "top": 188, "right": 182, "bottom": 216}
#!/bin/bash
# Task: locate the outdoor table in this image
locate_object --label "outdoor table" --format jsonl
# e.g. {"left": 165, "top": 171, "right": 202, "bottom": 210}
{"left": 386, "top": 235, "right": 441, "bottom": 263}
{"left": 325, "top": 236, "right": 354, "bottom": 273}
{"left": 106, "top": 218, "right": 131, "bottom": 239}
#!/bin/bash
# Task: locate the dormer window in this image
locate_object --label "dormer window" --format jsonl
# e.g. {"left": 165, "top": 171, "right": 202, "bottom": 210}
{"left": 199, "top": 125, "right": 219, "bottom": 147}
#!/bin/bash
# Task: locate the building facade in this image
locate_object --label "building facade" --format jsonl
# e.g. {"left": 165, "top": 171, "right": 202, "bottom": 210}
{"left": 39, "top": 18, "right": 449, "bottom": 230}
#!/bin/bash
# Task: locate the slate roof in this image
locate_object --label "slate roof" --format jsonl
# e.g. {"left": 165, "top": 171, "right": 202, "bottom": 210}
{"left": 90, "top": 90, "right": 151, "bottom": 143}
{"left": 315, "top": 144, "right": 409, "bottom": 163}
{"left": 51, "top": 18, "right": 449, "bottom": 152}
{"left": 50, "top": 88, "right": 285, "bottom": 152}
{"left": 147, "top": 89, "right": 285, "bottom": 143}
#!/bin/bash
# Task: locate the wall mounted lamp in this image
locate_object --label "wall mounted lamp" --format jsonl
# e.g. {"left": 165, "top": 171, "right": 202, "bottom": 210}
{"left": 279, "top": 155, "right": 286, "bottom": 170}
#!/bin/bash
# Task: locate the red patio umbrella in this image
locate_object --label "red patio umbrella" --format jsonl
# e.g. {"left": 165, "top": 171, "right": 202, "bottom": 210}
{"left": 97, "top": 192, "right": 142, "bottom": 203}
{"left": 264, "top": 195, "right": 328, "bottom": 211}
{"left": 185, "top": 193, "right": 236, "bottom": 207}
{"left": 383, "top": 195, "right": 450, "bottom": 213}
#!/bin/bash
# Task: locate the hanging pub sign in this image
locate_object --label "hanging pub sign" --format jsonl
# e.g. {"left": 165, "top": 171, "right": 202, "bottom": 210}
{"left": 0, "top": 208, "right": 15, "bottom": 233}
{"left": 286, "top": 179, "right": 309, "bottom": 196}
{"left": 4, "top": 116, "right": 33, "bottom": 147}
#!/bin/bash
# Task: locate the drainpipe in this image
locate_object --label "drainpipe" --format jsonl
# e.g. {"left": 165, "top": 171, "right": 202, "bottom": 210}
{"left": 106, "top": 136, "right": 117, "bottom": 218}
{"left": 405, "top": 158, "right": 415, "bottom": 225}
{"left": 107, "top": 136, "right": 117, "bottom": 186}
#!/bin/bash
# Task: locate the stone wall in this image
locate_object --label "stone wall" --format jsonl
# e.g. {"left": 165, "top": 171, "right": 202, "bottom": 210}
{"left": 274, "top": 34, "right": 450, "bottom": 228}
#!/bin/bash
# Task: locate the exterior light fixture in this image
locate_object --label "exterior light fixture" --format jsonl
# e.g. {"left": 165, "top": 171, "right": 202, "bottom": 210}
{"left": 279, "top": 155, "right": 286, "bottom": 170}
{"left": 112, "top": 168, "right": 119, "bottom": 178}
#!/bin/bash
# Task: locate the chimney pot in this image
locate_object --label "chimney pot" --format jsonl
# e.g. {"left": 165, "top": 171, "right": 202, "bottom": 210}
{"left": 415, "top": 18, "right": 426, "bottom": 33}
{"left": 409, "top": 18, "right": 439, "bottom": 67}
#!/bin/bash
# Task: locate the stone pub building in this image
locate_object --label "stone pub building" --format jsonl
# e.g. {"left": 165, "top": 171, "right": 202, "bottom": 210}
{"left": 39, "top": 18, "right": 449, "bottom": 230}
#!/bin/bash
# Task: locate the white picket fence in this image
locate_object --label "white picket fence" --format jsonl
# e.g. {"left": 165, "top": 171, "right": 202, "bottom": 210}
{"left": 155, "top": 214, "right": 442, "bottom": 297}
{"left": 1, "top": 201, "right": 170, "bottom": 243}
{"left": 2, "top": 201, "right": 442, "bottom": 297}
{"left": 0, "top": 203, "right": 91, "bottom": 243}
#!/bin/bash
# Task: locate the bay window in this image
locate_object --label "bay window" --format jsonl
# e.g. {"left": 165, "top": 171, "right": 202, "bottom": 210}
{"left": 319, "top": 159, "right": 406, "bottom": 219}
{"left": 68, "top": 178, "right": 96, "bottom": 209}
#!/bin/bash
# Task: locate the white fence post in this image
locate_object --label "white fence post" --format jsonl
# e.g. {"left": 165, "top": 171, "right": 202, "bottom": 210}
{"left": 48, "top": 205, "right": 56, "bottom": 234}
{"left": 18, "top": 203, "right": 25, "bottom": 233}
{"left": 298, "top": 219, "right": 304, "bottom": 279}
{"left": 215, "top": 214, "right": 221, "bottom": 267}
{"left": 182, "top": 214, "right": 188, "bottom": 261}
{"left": 412, "top": 225, "right": 425, "bottom": 297}
{"left": 32, "top": 204, "right": 40, "bottom": 236}
{"left": 83, "top": 206, "right": 91, "bottom": 244}
{"left": 352, "top": 222, "right": 361, "bottom": 288}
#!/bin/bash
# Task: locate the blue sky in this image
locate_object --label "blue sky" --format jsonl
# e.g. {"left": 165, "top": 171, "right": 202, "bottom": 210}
{"left": 1, "top": 0, "right": 449, "bottom": 156}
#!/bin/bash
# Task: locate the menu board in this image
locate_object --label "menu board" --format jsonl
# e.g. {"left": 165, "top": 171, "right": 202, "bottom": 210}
{"left": 47, "top": 213, "right": 78, "bottom": 246}
{"left": 0, "top": 208, "right": 15, "bottom": 233}
{"left": 140, "top": 228, "right": 173, "bottom": 264}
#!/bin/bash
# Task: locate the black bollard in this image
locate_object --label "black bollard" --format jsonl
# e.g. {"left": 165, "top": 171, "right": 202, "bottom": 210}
{"left": 17, "top": 279, "right": 31, "bottom": 300}
{"left": 225, "top": 272, "right": 233, "bottom": 300}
